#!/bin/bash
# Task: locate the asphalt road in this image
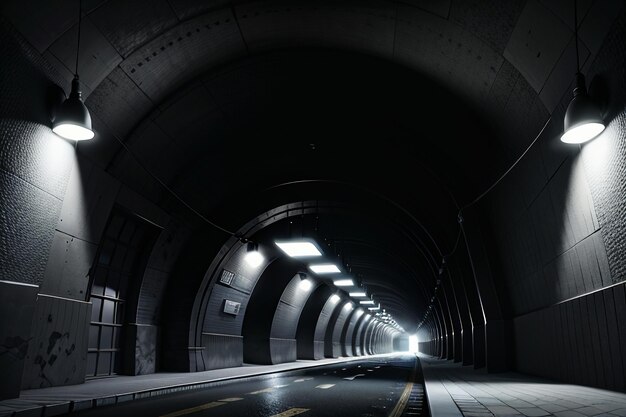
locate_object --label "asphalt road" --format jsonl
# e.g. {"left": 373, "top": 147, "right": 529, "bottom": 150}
{"left": 68, "top": 354, "right": 426, "bottom": 417}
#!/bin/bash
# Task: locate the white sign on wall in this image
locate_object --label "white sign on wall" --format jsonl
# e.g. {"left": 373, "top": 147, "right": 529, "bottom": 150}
{"left": 223, "top": 299, "right": 241, "bottom": 315}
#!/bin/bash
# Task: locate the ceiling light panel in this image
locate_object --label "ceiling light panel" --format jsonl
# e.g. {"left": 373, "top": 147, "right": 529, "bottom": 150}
{"left": 275, "top": 240, "right": 322, "bottom": 257}
{"left": 309, "top": 264, "right": 341, "bottom": 274}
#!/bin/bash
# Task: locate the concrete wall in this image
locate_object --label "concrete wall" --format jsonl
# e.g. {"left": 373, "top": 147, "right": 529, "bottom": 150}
{"left": 483, "top": 6, "right": 626, "bottom": 391}
{"left": 514, "top": 282, "right": 626, "bottom": 392}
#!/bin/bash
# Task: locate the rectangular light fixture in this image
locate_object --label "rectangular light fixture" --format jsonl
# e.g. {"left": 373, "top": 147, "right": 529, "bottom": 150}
{"left": 275, "top": 240, "right": 322, "bottom": 257}
{"left": 310, "top": 264, "right": 341, "bottom": 274}
{"left": 368, "top": 306, "right": 380, "bottom": 311}
{"left": 359, "top": 300, "right": 375, "bottom": 305}
{"left": 333, "top": 279, "right": 354, "bottom": 287}
{"left": 349, "top": 292, "right": 366, "bottom": 297}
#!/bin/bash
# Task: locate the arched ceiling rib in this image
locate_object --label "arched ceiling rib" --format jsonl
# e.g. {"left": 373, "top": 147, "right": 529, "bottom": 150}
{"left": 5, "top": 0, "right": 618, "bottom": 162}
{"left": 3, "top": 0, "right": 622, "bottom": 331}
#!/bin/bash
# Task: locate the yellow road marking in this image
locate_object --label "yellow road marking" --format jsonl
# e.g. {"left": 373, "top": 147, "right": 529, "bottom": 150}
{"left": 315, "top": 384, "right": 335, "bottom": 389}
{"left": 248, "top": 387, "right": 275, "bottom": 394}
{"left": 159, "top": 401, "right": 226, "bottom": 417}
{"left": 269, "top": 407, "right": 310, "bottom": 417}
{"left": 388, "top": 359, "right": 418, "bottom": 417}
{"left": 218, "top": 397, "right": 243, "bottom": 402}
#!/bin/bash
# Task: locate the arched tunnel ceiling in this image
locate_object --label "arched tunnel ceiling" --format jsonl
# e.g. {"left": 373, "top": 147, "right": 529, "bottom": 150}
{"left": 2, "top": 0, "right": 622, "bottom": 330}
{"left": 247, "top": 201, "right": 444, "bottom": 331}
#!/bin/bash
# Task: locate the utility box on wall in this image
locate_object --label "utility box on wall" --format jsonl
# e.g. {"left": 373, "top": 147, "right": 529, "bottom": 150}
{"left": 223, "top": 300, "right": 241, "bottom": 316}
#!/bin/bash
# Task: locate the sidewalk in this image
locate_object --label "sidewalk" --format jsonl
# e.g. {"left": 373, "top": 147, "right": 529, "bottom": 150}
{"left": 0, "top": 356, "right": 370, "bottom": 417}
{"left": 420, "top": 355, "right": 626, "bottom": 417}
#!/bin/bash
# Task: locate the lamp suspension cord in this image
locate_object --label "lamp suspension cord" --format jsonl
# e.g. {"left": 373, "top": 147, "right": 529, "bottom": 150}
{"left": 574, "top": 0, "right": 580, "bottom": 73}
{"left": 75, "top": 0, "right": 82, "bottom": 77}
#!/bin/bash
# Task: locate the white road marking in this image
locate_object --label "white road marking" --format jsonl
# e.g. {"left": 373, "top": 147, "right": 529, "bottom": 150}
{"left": 315, "top": 384, "right": 336, "bottom": 389}
{"left": 248, "top": 387, "right": 275, "bottom": 394}
{"left": 341, "top": 368, "right": 347, "bottom": 370}
{"left": 343, "top": 374, "right": 366, "bottom": 381}
{"left": 269, "top": 408, "right": 310, "bottom": 417}
{"left": 367, "top": 369, "right": 374, "bottom": 372}
{"left": 375, "top": 366, "right": 380, "bottom": 369}
{"left": 218, "top": 397, "right": 243, "bottom": 402}
{"left": 293, "top": 377, "right": 313, "bottom": 383}
{"left": 274, "top": 384, "right": 290, "bottom": 388}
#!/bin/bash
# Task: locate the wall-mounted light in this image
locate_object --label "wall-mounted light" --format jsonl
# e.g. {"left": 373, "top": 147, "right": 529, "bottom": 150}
{"left": 298, "top": 278, "right": 313, "bottom": 291}
{"left": 297, "top": 272, "right": 313, "bottom": 291}
{"left": 52, "top": 0, "right": 94, "bottom": 141}
{"left": 561, "top": 0, "right": 605, "bottom": 144}
{"left": 309, "top": 263, "right": 341, "bottom": 274}
{"left": 244, "top": 242, "right": 263, "bottom": 267}
{"left": 275, "top": 240, "right": 322, "bottom": 257}
{"left": 329, "top": 294, "right": 341, "bottom": 304}
{"left": 343, "top": 302, "right": 353, "bottom": 311}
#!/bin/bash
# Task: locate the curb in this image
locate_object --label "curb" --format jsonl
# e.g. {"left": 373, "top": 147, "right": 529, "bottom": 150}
{"left": 1, "top": 356, "right": 372, "bottom": 417}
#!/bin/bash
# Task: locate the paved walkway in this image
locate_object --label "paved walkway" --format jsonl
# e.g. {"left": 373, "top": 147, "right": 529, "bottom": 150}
{"left": 0, "top": 356, "right": 372, "bottom": 417}
{"left": 5, "top": 354, "right": 625, "bottom": 417}
{"left": 421, "top": 355, "right": 626, "bottom": 417}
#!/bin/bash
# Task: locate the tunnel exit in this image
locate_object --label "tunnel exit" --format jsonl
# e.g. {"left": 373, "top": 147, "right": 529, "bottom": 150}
{"left": 409, "top": 334, "right": 419, "bottom": 353}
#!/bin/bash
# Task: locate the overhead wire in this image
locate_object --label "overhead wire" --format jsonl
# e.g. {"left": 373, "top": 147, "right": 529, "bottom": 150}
{"left": 100, "top": 122, "right": 239, "bottom": 238}
{"left": 418, "top": 115, "right": 553, "bottom": 330}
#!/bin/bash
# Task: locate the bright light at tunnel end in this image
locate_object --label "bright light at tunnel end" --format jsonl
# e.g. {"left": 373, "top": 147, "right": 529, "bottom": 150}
{"left": 408, "top": 334, "right": 419, "bottom": 353}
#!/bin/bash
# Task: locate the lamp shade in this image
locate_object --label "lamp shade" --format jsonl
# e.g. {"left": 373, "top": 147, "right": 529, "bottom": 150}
{"left": 52, "top": 77, "right": 94, "bottom": 141}
{"left": 561, "top": 74, "right": 604, "bottom": 144}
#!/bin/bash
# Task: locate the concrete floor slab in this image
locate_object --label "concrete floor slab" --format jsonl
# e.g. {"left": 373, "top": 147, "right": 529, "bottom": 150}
{"left": 419, "top": 355, "right": 626, "bottom": 417}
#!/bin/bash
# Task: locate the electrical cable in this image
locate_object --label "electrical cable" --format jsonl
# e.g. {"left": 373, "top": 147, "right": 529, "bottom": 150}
{"left": 418, "top": 115, "right": 553, "bottom": 330}
{"left": 459, "top": 116, "right": 552, "bottom": 215}
{"left": 75, "top": 0, "right": 82, "bottom": 77}
{"left": 102, "top": 126, "right": 238, "bottom": 238}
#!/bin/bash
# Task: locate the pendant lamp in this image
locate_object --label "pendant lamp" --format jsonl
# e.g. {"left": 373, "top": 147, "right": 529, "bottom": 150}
{"left": 52, "top": 0, "right": 94, "bottom": 141}
{"left": 561, "top": 0, "right": 604, "bottom": 144}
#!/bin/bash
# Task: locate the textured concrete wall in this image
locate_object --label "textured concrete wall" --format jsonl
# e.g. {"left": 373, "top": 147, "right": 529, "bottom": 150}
{"left": 485, "top": 7, "right": 626, "bottom": 391}
{"left": 21, "top": 294, "right": 91, "bottom": 389}
{"left": 0, "top": 281, "right": 38, "bottom": 400}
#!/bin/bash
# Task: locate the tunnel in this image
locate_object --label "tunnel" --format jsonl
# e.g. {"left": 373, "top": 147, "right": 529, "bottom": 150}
{"left": 1, "top": 1, "right": 626, "bottom": 416}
